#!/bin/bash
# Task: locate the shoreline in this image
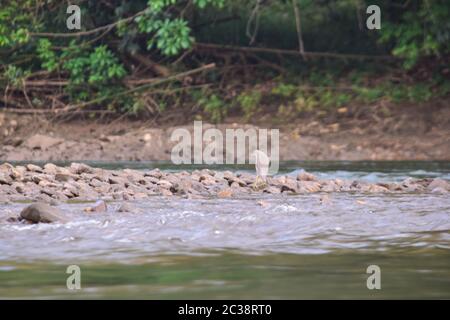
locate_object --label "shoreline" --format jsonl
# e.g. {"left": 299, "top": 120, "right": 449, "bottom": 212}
{"left": 1, "top": 104, "right": 449, "bottom": 162}
{"left": 1, "top": 163, "right": 449, "bottom": 205}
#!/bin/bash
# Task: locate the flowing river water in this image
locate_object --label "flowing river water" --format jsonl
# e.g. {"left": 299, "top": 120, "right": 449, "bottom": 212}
{"left": 0, "top": 161, "right": 449, "bottom": 299}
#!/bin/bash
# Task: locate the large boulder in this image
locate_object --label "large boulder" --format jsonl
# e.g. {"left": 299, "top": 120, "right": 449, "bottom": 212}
{"left": 20, "top": 203, "right": 67, "bottom": 223}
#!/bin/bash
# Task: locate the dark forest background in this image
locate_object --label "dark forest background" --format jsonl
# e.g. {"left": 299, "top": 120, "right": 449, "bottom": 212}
{"left": 1, "top": 0, "right": 449, "bottom": 123}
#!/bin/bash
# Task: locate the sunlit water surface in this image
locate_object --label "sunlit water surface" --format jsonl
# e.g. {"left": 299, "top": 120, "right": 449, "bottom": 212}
{"left": 0, "top": 161, "right": 449, "bottom": 299}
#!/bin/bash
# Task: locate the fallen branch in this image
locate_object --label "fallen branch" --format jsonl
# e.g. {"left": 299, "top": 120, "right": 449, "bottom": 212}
{"left": 128, "top": 52, "right": 171, "bottom": 77}
{"left": 195, "top": 43, "right": 394, "bottom": 60}
{"left": 58, "top": 63, "right": 216, "bottom": 113}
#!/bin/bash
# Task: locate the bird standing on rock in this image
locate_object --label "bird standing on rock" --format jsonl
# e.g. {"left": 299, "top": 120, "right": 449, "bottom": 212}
{"left": 252, "top": 150, "right": 270, "bottom": 190}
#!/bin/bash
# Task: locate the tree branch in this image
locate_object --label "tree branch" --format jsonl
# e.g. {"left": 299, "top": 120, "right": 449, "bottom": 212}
{"left": 29, "top": 9, "right": 146, "bottom": 38}
{"left": 195, "top": 43, "right": 395, "bottom": 60}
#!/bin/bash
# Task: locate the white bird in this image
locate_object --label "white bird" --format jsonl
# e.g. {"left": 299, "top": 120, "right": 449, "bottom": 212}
{"left": 252, "top": 150, "right": 270, "bottom": 188}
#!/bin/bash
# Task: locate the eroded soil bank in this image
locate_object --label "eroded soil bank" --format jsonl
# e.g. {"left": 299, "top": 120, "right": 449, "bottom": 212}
{"left": 1, "top": 162, "right": 449, "bottom": 206}
{"left": 1, "top": 100, "right": 449, "bottom": 162}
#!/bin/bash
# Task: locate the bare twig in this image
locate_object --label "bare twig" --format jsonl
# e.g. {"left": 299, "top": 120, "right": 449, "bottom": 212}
{"left": 292, "top": 0, "right": 305, "bottom": 57}
{"left": 29, "top": 9, "right": 146, "bottom": 38}
{"left": 247, "top": 0, "right": 262, "bottom": 45}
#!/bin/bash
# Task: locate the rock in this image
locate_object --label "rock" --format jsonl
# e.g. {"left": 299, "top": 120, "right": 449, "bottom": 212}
{"left": 84, "top": 200, "right": 107, "bottom": 213}
{"left": 6, "top": 216, "right": 20, "bottom": 223}
{"left": 200, "top": 175, "right": 216, "bottom": 185}
{"left": 319, "top": 194, "right": 332, "bottom": 205}
{"left": 187, "top": 193, "right": 206, "bottom": 199}
{"left": 431, "top": 187, "right": 448, "bottom": 194}
{"left": 370, "top": 184, "right": 389, "bottom": 193}
{"left": 112, "top": 192, "right": 125, "bottom": 200}
{"left": 228, "top": 176, "right": 246, "bottom": 187}
{"left": 0, "top": 163, "right": 14, "bottom": 171}
{"left": 387, "top": 183, "right": 403, "bottom": 191}
{"left": 297, "top": 171, "right": 317, "bottom": 181}
{"left": 52, "top": 191, "right": 72, "bottom": 202}
{"left": 0, "top": 195, "right": 11, "bottom": 204}
{"left": 200, "top": 169, "right": 215, "bottom": 176}
{"left": 239, "top": 173, "right": 256, "bottom": 185}
{"left": 158, "top": 180, "right": 172, "bottom": 189}
{"left": 264, "top": 186, "right": 281, "bottom": 194}
{"left": 401, "top": 178, "right": 425, "bottom": 192}
{"left": 298, "top": 181, "right": 321, "bottom": 193}
{"left": 117, "top": 202, "right": 138, "bottom": 213}
{"left": 63, "top": 183, "right": 79, "bottom": 197}
{"left": 23, "top": 134, "right": 63, "bottom": 150}
{"left": 8, "top": 194, "right": 30, "bottom": 202}
{"left": 217, "top": 187, "right": 233, "bottom": 198}
{"left": 134, "top": 192, "right": 148, "bottom": 200}
{"left": 43, "top": 163, "right": 59, "bottom": 175}
{"left": 10, "top": 166, "right": 25, "bottom": 180}
{"left": 55, "top": 173, "right": 73, "bottom": 182}
{"left": 257, "top": 200, "right": 270, "bottom": 207}
{"left": 0, "top": 172, "right": 12, "bottom": 185}
{"left": 321, "top": 181, "right": 339, "bottom": 192}
{"left": 70, "top": 163, "right": 94, "bottom": 174}
{"left": 160, "top": 188, "right": 173, "bottom": 196}
{"left": 427, "top": 179, "right": 450, "bottom": 192}
{"left": 145, "top": 169, "right": 163, "bottom": 179}
{"left": 12, "top": 182, "right": 25, "bottom": 193}
{"left": 20, "top": 203, "right": 67, "bottom": 223}
{"left": 89, "top": 178, "right": 104, "bottom": 188}
{"left": 230, "top": 181, "right": 241, "bottom": 189}
{"left": 123, "top": 169, "right": 145, "bottom": 184}
{"left": 361, "top": 184, "right": 390, "bottom": 193}
{"left": 274, "top": 176, "right": 298, "bottom": 193}
{"left": 108, "top": 176, "right": 128, "bottom": 186}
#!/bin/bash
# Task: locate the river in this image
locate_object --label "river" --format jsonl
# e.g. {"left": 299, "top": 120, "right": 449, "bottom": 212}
{"left": 0, "top": 161, "right": 449, "bottom": 299}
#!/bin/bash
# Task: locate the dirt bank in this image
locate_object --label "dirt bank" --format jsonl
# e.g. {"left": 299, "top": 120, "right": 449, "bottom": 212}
{"left": 0, "top": 100, "right": 449, "bottom": 161}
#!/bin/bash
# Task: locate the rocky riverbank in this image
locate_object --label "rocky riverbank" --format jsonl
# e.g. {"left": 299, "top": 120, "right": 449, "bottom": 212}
{"left": 1, "top": 163, "right": 449, "bottom": 206}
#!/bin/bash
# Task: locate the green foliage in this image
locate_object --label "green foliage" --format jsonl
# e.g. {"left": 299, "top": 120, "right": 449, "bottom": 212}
{"left": 389, "top": 83, "right": 434, "bottom": 103}
{"left": 353, "top": 86, "right": 384, "bottom": 103}
{"left": 0, "top": 1, "right": 32, "bottom": 47}
{"left": 135, "top": 0, "right": 226, "bottom": 56}
{"left": 37, "top": 39, "right": 58, "bottom": 72}
{"left": 60, "top": 44, "right": 126, "bottom": 86}
{"left": 271, "top": 83, "right": 297, "bottom": 97}
{"left": 86, "top": 46, "right": 127, "bottom": 84}
{"left": 1, "top": 0, "right": 448, "bottom": 119}
{"left": 193, "top": 0, "right": 225, "bottom": 9}
{"left": 293, "top": 95, "right": 318, "bottom": 113}
{"left": 380, "top": 1, "right": 450, "bottom": 69}
{"left": 43, "top": 42, "right": 128, "bottom": 105}
{"left": 237, "top": 90, "right": 262, "bottom": 120}
{"left": 4, "top": 65, "right": 30, "bottom": 87}
{"left": 198, "top": 94, "right": 227, "bottom": 122}
{"left": 152, "top": 18, "right": 193, "bottom": 56}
